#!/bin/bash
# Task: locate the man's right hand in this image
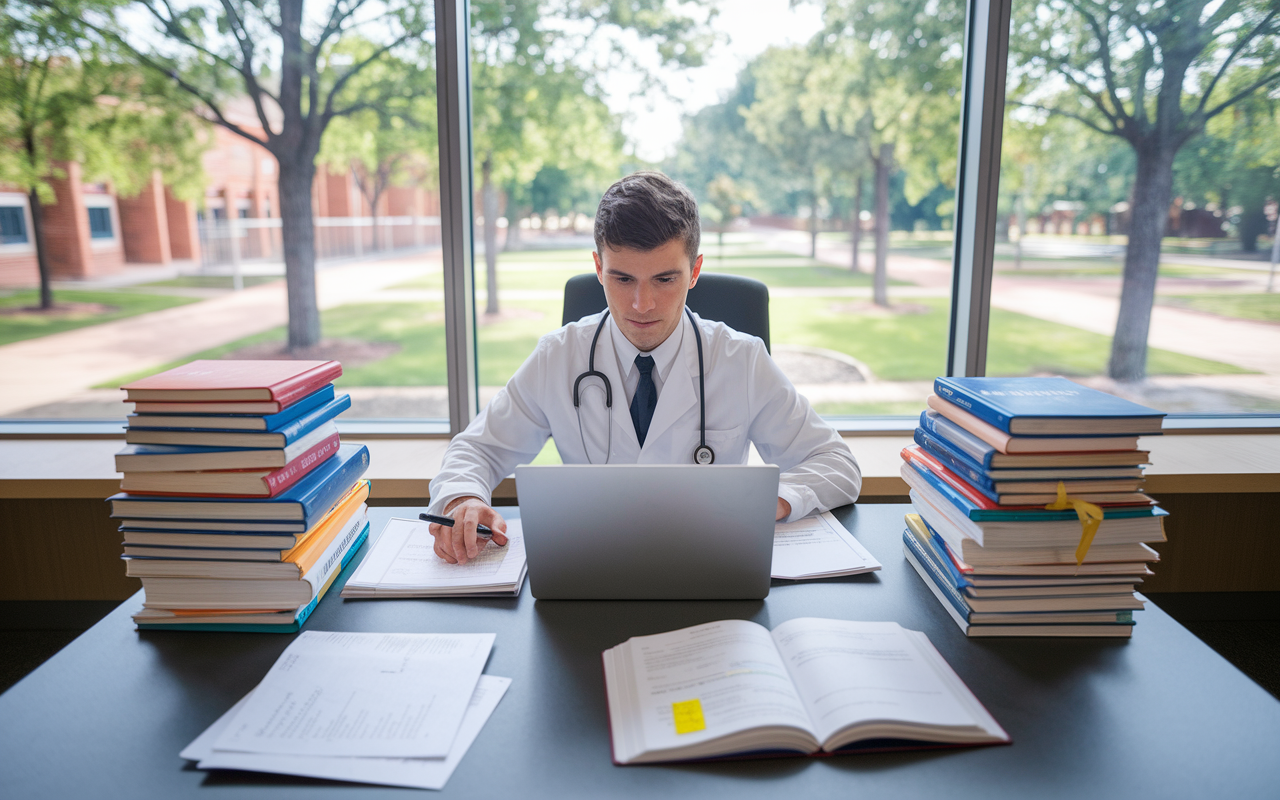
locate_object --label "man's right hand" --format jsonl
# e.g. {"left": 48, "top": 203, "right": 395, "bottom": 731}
{"left": 429, "top": 496, "right": 509, "bottom": 565}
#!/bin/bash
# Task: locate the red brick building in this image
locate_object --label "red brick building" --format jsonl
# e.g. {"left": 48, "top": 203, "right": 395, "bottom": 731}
{"left": 0, "top": 120, "right": 440, "bottom": 288}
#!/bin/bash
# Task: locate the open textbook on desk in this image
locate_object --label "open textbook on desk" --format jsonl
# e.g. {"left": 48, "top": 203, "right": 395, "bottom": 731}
{"left": 604, "top": 618, "right": 1008, "bottom": 764}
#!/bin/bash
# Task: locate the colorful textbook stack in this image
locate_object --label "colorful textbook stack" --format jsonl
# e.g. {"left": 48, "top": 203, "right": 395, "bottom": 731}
{"left": 109, "top": 360, "right": 371, "bottom": 632}
{"left": 901, "top": 376, "right": 1167, "bottom": 638}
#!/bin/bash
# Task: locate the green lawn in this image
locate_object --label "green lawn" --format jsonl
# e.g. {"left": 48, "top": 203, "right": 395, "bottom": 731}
{"left": 101, "top": 291, "right": 1250, "bottom": 390}
{"left": 1159, "top": 293, "right": 1280, "bottom": 323}
{"left": 0, "top": 289, "right": 200, "bottom": 347}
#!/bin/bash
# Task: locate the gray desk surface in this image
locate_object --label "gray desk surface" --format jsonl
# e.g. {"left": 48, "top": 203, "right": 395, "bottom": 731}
{"left": 3, "top": 504, "right": 1279, "bottom": 799}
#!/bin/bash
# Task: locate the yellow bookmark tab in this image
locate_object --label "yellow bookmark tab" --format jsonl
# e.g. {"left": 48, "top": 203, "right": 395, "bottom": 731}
{"left": 1045, "top": 481, "right": 1104, "bottom": 566}
{"left": 672, "top": 699, "right": 707, "bottom": 735}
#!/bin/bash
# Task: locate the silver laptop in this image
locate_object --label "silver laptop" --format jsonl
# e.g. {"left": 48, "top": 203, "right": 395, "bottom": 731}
{"left": 515, "top": 464, "right": 780, "bottom": 599}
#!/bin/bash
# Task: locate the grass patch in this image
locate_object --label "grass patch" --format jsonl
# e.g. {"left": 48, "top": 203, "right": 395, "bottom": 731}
{"left": 1159, "top": 293, "right": 1280, "bottom": 324}
{"left": 0, "top": 289, "right": 200, "bottom": 347}
{"left": 136, "top": 275, "right": 283, "bottom": 290}
{"left": 98, "top": 289, "right": 1253, "bottom": 390}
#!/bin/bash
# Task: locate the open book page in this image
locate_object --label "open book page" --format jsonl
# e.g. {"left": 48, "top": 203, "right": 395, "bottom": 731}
{"left": 769, "top": 618, "right": 1005, "bottom": 749}
{"left": 211, "top": 631, "right": 494, "bottom": 758}
{"left": 608, "top": 619, "right": 818, "bottom": 762}
{"left": 188, "top": 676, "right": 511, "bottom": 791}
{"left": 772, "top": 512, "right": 882, "bottom": 580}
{"left": 342, "top": 517, "right": 525, "bottom": 595}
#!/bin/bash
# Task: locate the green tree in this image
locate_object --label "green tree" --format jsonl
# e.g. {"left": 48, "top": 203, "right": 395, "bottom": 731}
{"left": 1008, "top": 0, "right": 1280, "bottom": 381}
{"left": 704, "top": 173, "right": 757, "bottom": 256}
{"left": 0, "top": 0, "right": 204, "bottom": 310}
{"left": 82, "top": 0, "right": 434, "bottom": 350}
{"left": 319, "top": 40, "right": 438, "bottom": 252}
{"left": 469, "top": 0, "right": 711, "bottom": 315}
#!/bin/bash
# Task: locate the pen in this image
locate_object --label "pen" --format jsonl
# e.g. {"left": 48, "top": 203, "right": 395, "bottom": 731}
{"left": 419, "top": 512, "right": 494, "bottom": 540}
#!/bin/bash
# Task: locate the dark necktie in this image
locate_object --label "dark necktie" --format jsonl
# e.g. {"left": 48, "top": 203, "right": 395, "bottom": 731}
{"left": 630, "top": 354, "right": 657, "bottom": 447}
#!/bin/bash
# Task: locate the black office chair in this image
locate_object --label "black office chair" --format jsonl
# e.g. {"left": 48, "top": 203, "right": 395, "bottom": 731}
{"left": 561, "top": 272, "right": 771, "bottom": 353}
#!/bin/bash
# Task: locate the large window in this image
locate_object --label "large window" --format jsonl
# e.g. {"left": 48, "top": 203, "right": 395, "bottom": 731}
{"left": 1, "top": 0, "right": 1275, "bottom": 428}
{"left": 989, "top": 0, "right": 1280, "bottom": 414}
{"left": 468, "top": 0, "right": 964, "bottom": 418}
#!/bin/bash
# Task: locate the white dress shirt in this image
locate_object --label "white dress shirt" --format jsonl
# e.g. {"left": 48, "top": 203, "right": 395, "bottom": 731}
{"left": 427, "top": 310, "right": 862, "bottom": 521}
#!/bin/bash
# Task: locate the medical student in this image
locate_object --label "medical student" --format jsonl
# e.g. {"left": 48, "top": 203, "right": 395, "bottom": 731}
{"left": 427, "top": 171, "right": 861, "bottom": 564}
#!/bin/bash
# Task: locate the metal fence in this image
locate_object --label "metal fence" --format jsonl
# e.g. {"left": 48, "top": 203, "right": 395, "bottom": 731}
{"left": 197, "top": 215, "right": 443, "bottom": 270}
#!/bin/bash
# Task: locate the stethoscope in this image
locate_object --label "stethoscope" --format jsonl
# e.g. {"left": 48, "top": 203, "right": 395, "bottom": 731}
{"left": 573, "top": 306, "right": 714, "bottom": 465}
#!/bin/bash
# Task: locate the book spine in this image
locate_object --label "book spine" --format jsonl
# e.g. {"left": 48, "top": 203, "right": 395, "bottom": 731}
{"left": 271, "top": 363, "right": 344, "bottom": 407}
{"left": 300, "top": 515, "right": 369, "bottom": 597}
{"left": 902, "top": 452, "right": 999, "bottom": 510}
{"left": 296, "top": 447, "right": 370, "bottom": 524}
{"left": 933, "top": 379, "right": 1013, "bottom": 432}
{"left": 293, "top": 521, "right": 368, "bottom": 630}
{"left": 276, "top": 394, "right": 352, "bottom": 445}
{"left": 902, "top": 529, "right": 972, "bottom": 621}
{"left": 258, "top": 384, "right": 335, "bottom": 430}
{"left": 920, "top": 412, "right": 997, "bottom": 470}
{"left": 262, "top": 435, "right": 341, "bottom": 496}
{"left": 914, "top": 429, "right": 995, "bottom": 492}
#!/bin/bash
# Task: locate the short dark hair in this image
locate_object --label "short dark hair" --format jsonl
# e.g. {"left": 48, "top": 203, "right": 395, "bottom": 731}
{"left": 594, "top": 172, "right": 700, "bottom": 264}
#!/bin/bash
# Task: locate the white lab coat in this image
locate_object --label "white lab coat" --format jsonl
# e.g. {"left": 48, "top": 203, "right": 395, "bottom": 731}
{"left": 427, "top": 310, "right": 862, "bottom": 521}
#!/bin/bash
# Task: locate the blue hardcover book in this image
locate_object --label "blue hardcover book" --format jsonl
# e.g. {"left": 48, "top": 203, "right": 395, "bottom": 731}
{"left": 920, "top": 411, "right": 999, "bottom": 469}
{"left": 108, "top": 443, "right": 370, "bottom": 523}
{"left": 914, "top": 427, "right": 994, "bottom": 491}
{"left": 919, "top": 412, "right": 1152, "bottom": 470}
{"left": 903, "top": 526, "right": 973, "bottom": 621}
{"left": 124, "top": 394, "right": 351, "bottom": 448}
{"left": 903, "top": 461, "right": 1166, "bottom": 523}
{"left": 933, "top": 377, "right": 1165, "bottom": 436}
{"left": 127, "top": 385, "right": 336, "bottom": 432}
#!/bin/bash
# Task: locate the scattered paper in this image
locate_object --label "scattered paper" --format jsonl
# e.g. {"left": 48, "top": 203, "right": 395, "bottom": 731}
{"left": 210, "top": 630, "right": 493, "bottom": 758}
{"left": 186, "top": 675, "right": 511, "bottom": 791}
{"left": 771, "top": 511, "right": 882, "bottom": 580}
{"left": 342, "top": 517, "right": 527, "bottom": 597}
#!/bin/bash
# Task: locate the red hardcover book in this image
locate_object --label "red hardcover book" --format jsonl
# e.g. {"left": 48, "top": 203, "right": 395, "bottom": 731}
{"left": 118, "top": 433, "right": 341, "bottom": 497}
{"left": 122, "top": 360, "right": 342, "bottom": 408}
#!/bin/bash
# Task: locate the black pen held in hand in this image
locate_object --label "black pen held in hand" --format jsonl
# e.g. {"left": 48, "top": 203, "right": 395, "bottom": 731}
{"left": 419, "top": 512, "right": 494, "bottom": 540}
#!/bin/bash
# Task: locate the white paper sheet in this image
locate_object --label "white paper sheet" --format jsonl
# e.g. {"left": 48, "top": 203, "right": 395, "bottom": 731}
{"left": 186, "top": 675, "right": 511, "bottom": 791}
{"left": 342, "top": 517, "right": 527, "bottom": 595}
{"left": 771, "top": 511, "right": 882, "bottom": 580}
{"left": 210, "top": 630, "right": 494, "bottom": 758}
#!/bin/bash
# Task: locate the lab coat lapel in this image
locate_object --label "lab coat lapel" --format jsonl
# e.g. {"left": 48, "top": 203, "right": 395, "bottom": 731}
{"left": 641, "top": 332, "right": 697, "bottom": 451}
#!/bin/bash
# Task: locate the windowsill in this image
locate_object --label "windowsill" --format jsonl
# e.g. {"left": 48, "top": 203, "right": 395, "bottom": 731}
{"left": 2, "top": 431, "right": 1277, "bottom": 500}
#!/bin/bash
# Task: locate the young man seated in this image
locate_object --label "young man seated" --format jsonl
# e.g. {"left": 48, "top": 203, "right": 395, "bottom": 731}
{"left": 427, "top": 171, "right": 861, "bottom": 563}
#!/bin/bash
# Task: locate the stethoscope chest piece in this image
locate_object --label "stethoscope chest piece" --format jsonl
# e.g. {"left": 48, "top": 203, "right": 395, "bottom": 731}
{"left": 694, "top": 444, "right": 715, "bottom": 465}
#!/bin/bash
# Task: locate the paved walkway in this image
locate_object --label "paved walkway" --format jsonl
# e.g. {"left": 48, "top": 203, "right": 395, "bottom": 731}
{"left": 0, "top": 255, "right": 435, "bottom": 416}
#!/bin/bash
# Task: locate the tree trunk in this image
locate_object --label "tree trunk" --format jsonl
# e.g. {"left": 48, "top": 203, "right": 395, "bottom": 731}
{"left": 873, "top": 142, "right": 892, "bottom": 307}
{"left": 482, "top": 156, "right": 499, "bottom": 315}
{"left": 808, "top": 188, "right": 819, "bottom": 259}
{"left": 277, "top": 158, "right": 321, "bottom": 350}
{"left": 28, "top": 187, "right": 54, "bottom": 310}
{"left": 851, "top": 178, "right": 862, "bottom": 273}
{"left": 1108, "top": 144, "right": 1176, "bottom": 382}
{"left": 504, "top": 205, "right": 524, "bottom": 251}
{"left": 1014, "top": 193, "right": 1025, "bottom": 271}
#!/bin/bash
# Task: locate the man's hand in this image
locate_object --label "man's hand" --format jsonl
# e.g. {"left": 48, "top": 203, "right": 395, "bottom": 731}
{"left": 776, "top": 497, "right": 792, "bottom": 521}
{"left": 429, "top": 496, "right": 509, "bottom": 565}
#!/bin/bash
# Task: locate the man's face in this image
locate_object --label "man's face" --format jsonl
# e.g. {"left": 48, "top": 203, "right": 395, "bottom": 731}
{"left": 594, "top": 238, "right": 703, "bottom": 352}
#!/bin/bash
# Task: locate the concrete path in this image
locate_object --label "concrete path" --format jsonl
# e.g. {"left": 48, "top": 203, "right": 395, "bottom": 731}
{"left": 0, "top": 255, "right": 436, "bottom": 416}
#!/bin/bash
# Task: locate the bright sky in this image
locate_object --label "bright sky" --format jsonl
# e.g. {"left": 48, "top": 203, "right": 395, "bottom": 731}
{"left": 592, "top": 0, "right": 826, "bottom": 162}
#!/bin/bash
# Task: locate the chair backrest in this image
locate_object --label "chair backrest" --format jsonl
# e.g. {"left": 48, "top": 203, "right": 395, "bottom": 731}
{"left": 561, "top": 272, "right": 771, "bottom": 353}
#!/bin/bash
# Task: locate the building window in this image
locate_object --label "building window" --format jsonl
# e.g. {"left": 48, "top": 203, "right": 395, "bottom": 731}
{"left": 87, "top": 207, "right": 113, "bottom": 239}
{"left": 0, "top": 206, "right": 28, "bottom": 245}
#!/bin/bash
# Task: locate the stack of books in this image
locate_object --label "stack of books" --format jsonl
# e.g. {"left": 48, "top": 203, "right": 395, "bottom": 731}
{"left": 900, "top": 376, "right": 1167, "bottom": 638}
{"left": 108, "top": 360, "right": 372, "bottom": 632}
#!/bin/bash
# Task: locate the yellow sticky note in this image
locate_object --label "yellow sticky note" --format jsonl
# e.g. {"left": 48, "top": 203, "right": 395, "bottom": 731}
{"left": 672, "top": 699, "right": 706, "bottom": 735}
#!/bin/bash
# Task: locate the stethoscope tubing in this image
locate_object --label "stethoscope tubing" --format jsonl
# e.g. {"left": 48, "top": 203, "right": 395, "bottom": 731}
{"left": 573, "top": 307, "right": 713, "bottom": 465}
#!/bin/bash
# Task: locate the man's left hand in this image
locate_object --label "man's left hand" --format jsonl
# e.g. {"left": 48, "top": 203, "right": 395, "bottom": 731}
{"left": 775, "top": 497, "right": 791, "bottom": 521}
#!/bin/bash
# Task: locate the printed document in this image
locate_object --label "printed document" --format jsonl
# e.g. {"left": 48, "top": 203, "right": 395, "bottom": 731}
{"left": 772, "top": 511, "right": 882, "bottom": 580}
{"left": 342, "top": 517, "right": 527, "bottom": 597}
{"left": 185, "top": 675, "right": 511, "bottom": 791}
{"left": 210, "top": 630, "right": 494, "bottom": 758}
